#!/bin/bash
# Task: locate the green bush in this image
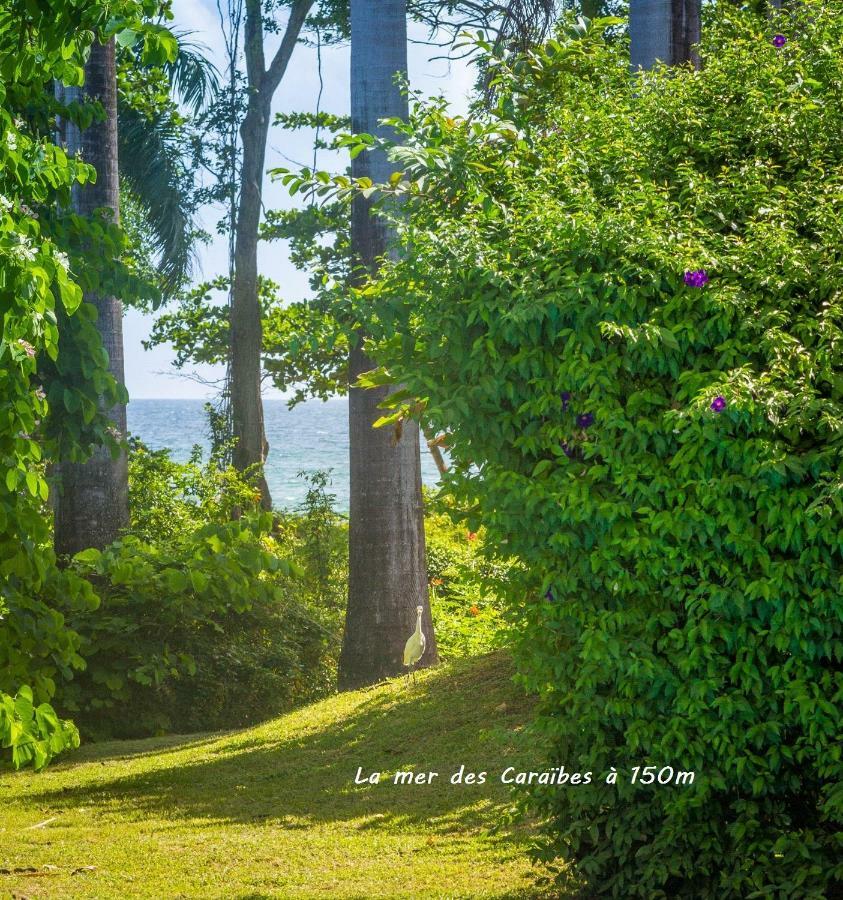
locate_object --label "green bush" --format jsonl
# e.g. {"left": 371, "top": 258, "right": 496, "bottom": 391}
{"left": 126, "top": 439, "right": 260, "bottom": 543}
{"left": 279, "top": 469, "right": 349, "bottom": 615}
{"left": 0, "top": 686, "right": 80, "bottom": 772}
{"left": 55, "top": 448, "right": 336, "bottom": 739}
{"left": 0, "top": 545, "right": 95, "bottom": 768}
{"left": 424, "top": 504, "right": 511, "bottom": 659}
{"left": 352, "top": 4, "right": 843, "bottom": 896}
{"left": 0, "top": 0, "right": 156, "bottom": 769}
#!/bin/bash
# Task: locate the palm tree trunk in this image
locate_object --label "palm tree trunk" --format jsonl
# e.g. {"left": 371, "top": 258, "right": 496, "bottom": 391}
{"left": 54, "top": 39, "right": 129, "bottom": 556}
{"left": 629, "top": 0, "right": 700, "bottom": 69}
{"left": 338, "top": 0, "right": 437, "bottom": 690}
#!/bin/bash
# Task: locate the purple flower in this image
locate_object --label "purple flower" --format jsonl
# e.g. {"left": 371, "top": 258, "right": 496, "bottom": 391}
{"left": 561, "top": 391, "right": 571, "bottom": 411}
{"left": 772, "top": 34, "right": 787, "bottom": 48}
{"left": 576, "top": 412, "right": 595, "bottom": 429}
{"left": 561, "top": 441, "right": 575, "bottom": 458}
{"left": 710, "top": 396, "right": 726, "bottom": 413}
{"left": 683, "top": 269, "right": 709, "bottom": 288}
{"left": 545, "top": 588, "right": 555, "bottom": 602}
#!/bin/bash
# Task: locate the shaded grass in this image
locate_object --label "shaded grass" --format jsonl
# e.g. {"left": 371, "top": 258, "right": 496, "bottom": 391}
{"left": 0, "top": 652, "right": 557, "bottom": 898}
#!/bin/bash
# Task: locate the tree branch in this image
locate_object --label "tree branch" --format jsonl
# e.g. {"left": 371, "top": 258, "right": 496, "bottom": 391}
{"left": 264, "top": 0, "right": 315, "bottom": 95}
{"left": 243, "top": 0, "right": 266, "bottom": 88}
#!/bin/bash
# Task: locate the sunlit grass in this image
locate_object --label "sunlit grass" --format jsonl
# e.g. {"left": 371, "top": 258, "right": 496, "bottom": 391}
{"left": 0, "top": 653, "right": 556, "bottom": 898}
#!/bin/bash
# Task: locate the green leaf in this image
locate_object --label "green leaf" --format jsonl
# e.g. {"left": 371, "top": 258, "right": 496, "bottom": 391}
{"left": 73, "top": 548, "right": 102, "bottom": 565}
{"left": 115, "top": 28, "right": 139, "bottom": 48}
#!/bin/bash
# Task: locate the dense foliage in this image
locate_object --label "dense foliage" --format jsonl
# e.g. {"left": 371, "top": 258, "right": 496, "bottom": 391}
{"left": 49, "top": 445, "right": 502, "bottom": 740}
{"left": 0, "top": 0, "right": 174, "bottom": 768}
{"left": 53, "top": 446, "right": 337, "bottom": 739}
{"left": 339, "top": 4, "right": 843, "bottom": 896}
{"left": 424, "top": 504, "right": 511, "bottom": 658}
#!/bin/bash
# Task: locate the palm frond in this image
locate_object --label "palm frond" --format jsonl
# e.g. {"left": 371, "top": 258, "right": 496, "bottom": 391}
{"left": 163, "top": 31, "right": 220, "bottom": 116}
{"left": 118, "top": 104, "right": 199, "bottom": 295}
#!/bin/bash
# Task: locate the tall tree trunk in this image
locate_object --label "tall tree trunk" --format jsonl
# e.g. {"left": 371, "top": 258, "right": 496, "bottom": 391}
{"left": 54, "top": 39, "right": 129, "bottom": 556}
{"left": 228, "top": 0, "right": 314, "bottom": 508}
{"left": 338, "top": 0, "right": 437, "bottom": 690}
{"left": 231, "top": 91, "right": 273, "bottom": 507}
{"left": 629, "top": 0, "right": 700, "bottom": 69}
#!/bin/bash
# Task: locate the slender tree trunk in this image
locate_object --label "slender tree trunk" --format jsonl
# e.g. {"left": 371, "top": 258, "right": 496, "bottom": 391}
{"left": 231, "top": 91, "right": 273, "bottom": 507}
{"left": 338, "top": 0, "right": 437, "bottom": 690}
{"left": 228, "top": 0, "right": 313, "bottom": 508}
{"left": 629, "top": 0, "right": 700, "bottom": 69}
{"left": 54, "top": 39, "right": 129, "bottom": 556}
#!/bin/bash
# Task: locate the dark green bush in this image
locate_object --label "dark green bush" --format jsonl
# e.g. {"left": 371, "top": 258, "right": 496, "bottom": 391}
{"left": 353, "top": 4, "right": 843, "bottom": 896}
{"left": 55, "top": 447, "right": 336, "bottom": 739}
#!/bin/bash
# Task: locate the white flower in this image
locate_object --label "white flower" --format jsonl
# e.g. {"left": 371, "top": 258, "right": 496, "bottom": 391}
{"left": 12, "top": 243, "right": 37, "bottom": 263}
{"left": 6, "top": 132, "right": 17, "bottom": 151}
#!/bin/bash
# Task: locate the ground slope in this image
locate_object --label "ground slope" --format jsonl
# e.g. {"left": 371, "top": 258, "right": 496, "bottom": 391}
{"left": 0, "top": 653, "right": 552, "bottom": 899}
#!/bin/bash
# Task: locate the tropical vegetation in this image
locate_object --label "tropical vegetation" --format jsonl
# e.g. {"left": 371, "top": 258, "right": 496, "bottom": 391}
{"left": 335, "top": 3, "right": 843, "bottom": 895}
{"left": 2, "top": 0, "right": 842, "bottom": 896}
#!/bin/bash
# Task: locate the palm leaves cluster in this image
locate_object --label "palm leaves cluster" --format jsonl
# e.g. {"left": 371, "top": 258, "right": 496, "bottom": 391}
{"left": 118, "top": 33, "right": 219, "bottom": 300}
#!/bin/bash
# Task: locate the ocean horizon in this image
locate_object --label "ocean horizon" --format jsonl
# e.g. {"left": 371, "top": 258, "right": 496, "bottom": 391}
{"left": 126, "top": 396, "right": 441, "bottom": 512}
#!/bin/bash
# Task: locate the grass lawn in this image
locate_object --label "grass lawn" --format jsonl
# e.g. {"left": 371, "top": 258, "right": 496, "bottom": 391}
{"left": 0, "top": 652, "right": 556, "bottom": 899}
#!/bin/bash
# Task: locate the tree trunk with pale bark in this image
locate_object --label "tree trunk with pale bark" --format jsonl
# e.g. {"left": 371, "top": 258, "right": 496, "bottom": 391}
{"left": 54, "top": 39, "right": 129, "bottom": 556}
{"left": 629, "top": 0, "right": 700, "bottom": 69}
{"left": 231, "top": 90, "right": 273, "bottom": 505}
{"left": 338, "top": 0, "right": 437, "bottom": 690}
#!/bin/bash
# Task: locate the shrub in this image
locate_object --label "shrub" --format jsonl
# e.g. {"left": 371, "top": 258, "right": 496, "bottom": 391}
{"left": 424, "top": 503, "right": 511, "bottom": 659}
{"left": 0, "top": 547, "right": 95, "bottom": 768}
{"left": 0, "top": 0, "right": 160, "bottom": 769}
{"left": 126, "top": 439, "right": 260, "bottom": 543}
{"left": 281, "top": 469, "right": 349, "bottom": 615}
{"left": 55, "top": 448, "right": 336, "bottom": 739}
{"left": 351, "top": 4, "right": 843, "bottom": 896}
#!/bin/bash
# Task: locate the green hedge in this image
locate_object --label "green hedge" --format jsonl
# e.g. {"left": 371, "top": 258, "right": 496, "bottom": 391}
{"left": 355, "top": 4, "right": 843, "bottom": 895}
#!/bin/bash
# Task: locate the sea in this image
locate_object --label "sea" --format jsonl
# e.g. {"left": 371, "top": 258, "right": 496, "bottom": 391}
{"left": 126, "top": 397, "right": 442, "bottom": 513}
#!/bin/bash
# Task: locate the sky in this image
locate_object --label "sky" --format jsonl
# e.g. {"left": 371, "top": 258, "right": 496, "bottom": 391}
{"left": 125, "top": 0, "right": 477, "bottom": 399}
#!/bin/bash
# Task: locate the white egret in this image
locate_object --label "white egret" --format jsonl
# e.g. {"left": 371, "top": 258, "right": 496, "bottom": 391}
{"left": 403, "top": 605, "right": 426, "bottom": 685}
